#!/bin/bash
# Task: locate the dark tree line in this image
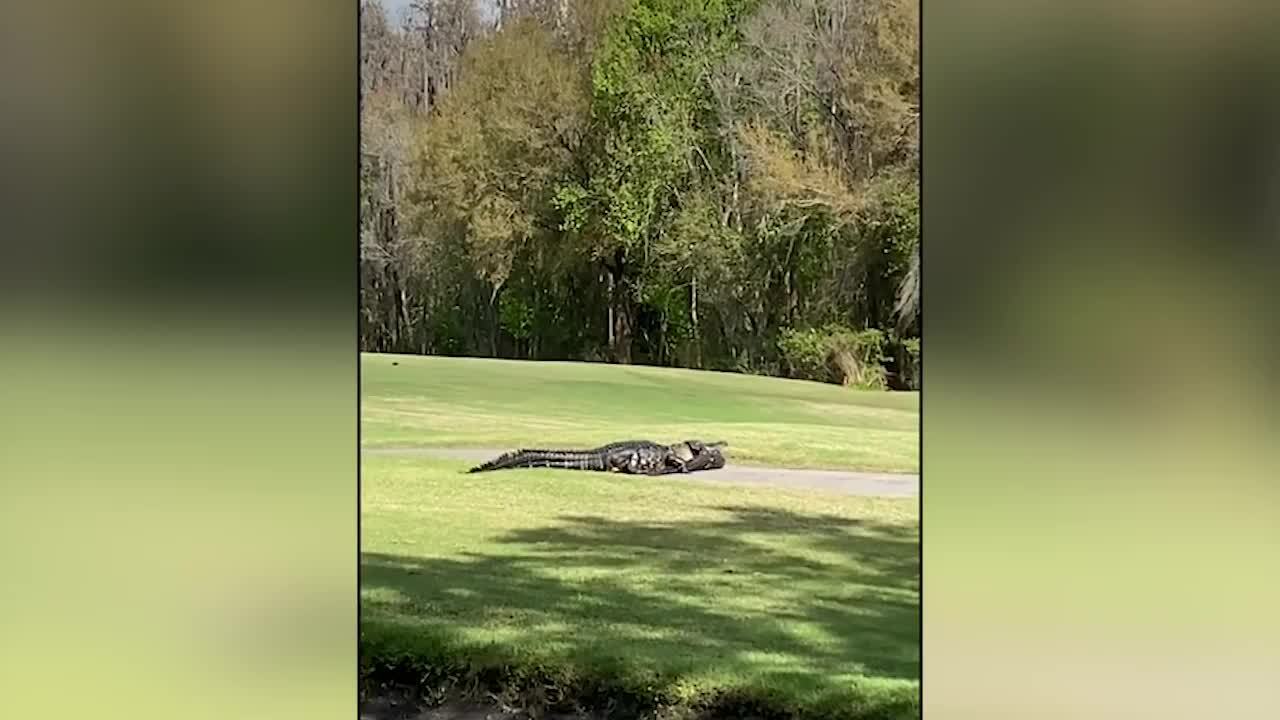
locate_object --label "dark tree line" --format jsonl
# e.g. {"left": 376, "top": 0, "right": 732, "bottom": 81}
{"left": 360, "top": 0, "right": 919, "bottom": 389}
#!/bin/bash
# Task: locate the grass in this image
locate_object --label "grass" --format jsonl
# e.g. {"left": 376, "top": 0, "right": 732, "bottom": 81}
{"left": 361, "top": 353, "right": 919, "bottom": 473}
{"left": 361, "top": 353, "right": 920, "bottom": 719}
{"left": 362, "top": 456, "right": 919, "bottom": 719}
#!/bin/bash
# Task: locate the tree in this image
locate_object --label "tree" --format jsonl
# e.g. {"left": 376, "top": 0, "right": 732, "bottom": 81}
{"left": 403, "top": 0, "right": 486, "bottom": 113}
{"left": 556, "top": 0, "right": 755, "bottom": 363}
{"left": 410, "top": 17, "right": 589, "bottom": 354}
{"left": 359, "top": 0, "right": 921, "bottom": 385}
{"left": 707, "top": 0, "right": 919, "bottom": 366}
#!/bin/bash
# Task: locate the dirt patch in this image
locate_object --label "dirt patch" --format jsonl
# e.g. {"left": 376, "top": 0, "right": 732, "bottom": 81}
{"left": 362, "top": 447, "right": 918, "bottom": 497}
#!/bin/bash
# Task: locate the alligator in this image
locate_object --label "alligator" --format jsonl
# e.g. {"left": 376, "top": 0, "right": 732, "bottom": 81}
{"left": 466, "top": 439, "right": 727, "bottom": 475}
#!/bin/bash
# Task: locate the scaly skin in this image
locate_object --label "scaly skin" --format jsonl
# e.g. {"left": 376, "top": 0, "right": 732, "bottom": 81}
{"left": 670, "top": 440, "right": 728, "bottom": 472}
{"left": 467, "top": 439, "right": 727, "bottom": 475}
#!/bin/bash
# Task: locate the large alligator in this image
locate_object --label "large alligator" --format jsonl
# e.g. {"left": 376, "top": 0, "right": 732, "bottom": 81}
{"left": 467, "top": 439, "right": 727, "bottom": 475}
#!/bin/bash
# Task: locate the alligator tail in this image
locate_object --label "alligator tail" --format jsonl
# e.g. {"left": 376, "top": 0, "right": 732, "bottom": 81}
{"left": 468, "top": 450, "right": 609, "bottom": 473}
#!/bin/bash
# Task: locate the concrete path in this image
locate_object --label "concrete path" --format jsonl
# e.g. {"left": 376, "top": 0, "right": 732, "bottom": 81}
{"left": 362, "top": 446, "right": 919, "bottom": 498}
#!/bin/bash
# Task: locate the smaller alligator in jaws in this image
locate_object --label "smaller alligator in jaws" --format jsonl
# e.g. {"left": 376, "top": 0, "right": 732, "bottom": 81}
{"left": 467, "top": 439, "right": 728, "bottom": 475}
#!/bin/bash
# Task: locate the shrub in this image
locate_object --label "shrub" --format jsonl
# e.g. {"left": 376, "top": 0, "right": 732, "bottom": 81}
{"left": 778, "top": 325, "right": 888, "bottom": 389}
{"left": 498, "top": 293, "right": 534, "bottom": 341}
{"left": 897, "top": 337, "right": 920, "bottom": 390}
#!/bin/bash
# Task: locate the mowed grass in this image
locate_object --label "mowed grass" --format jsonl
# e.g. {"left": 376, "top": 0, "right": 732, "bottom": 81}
{"left": 361, "top": 353, "right": 918, "bottom": 473}
{"left": 362, "top": 455, "right": 920, "bottom": 719}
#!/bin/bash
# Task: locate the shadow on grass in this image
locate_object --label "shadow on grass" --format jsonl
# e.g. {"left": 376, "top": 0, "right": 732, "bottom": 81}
{"left": 361, "top": 506, "right": 919, "bottom": 718}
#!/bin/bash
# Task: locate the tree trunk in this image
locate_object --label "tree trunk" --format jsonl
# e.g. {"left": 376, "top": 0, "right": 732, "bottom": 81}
{"left": 690, "top": 276, "right": 702, "bottom": 368}
{"left": 606, "top": 250, "right": 632, "bottom": 364}
{"left": 399, "top": 288, "right": 413, "bottom": 350}
{"left": 657, "top": 316, "right": 666, "bottom": 366}
{"left": 387, "top": 266, "right": 404, "bottom": 351}
{"left": 605, "top": 271, "right": 614, "bottom": 347}
{"left": 489, "top": 284, "right": 502, "bottom": 358}
{"left": 611, "top": 287, "right": 633, "bottom": 364}
{"left": 783, "top": 265, "right": 793, "bottom": 320}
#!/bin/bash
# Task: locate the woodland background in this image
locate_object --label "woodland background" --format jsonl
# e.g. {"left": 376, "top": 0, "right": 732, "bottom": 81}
{"left": 360, "top": 0, "right": 919, "bottom": 389}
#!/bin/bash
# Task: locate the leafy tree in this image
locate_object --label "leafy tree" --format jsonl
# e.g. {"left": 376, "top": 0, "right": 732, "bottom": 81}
{"left": 556, "top": 0, "right": 756, "bottom": 363}
{"left": 410, "top": 17, "right": 588, "bottom": 350}
{"left": 359, "top": 0, "right": 921, "bottom": 387}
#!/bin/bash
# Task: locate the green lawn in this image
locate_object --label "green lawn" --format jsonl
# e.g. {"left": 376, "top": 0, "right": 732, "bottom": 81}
{"left": 361, "top": 353, "right": 920, "bottom": 719}
{"left": 361, "top": 353, "right": 919, "bottom": 473}
{"left": 362, "top": 455, "right": 919, "bottom": 720}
